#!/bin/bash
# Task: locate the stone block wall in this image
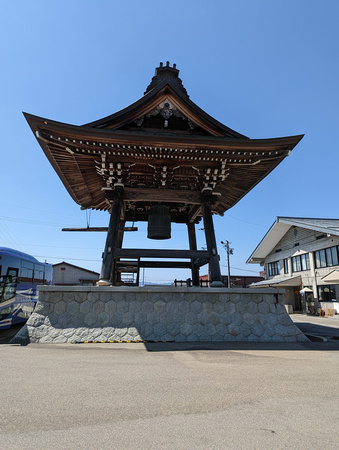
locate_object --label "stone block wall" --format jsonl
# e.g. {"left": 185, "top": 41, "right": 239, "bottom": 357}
{"left": 12, "top": 286, "right": 308, "bottom": 344}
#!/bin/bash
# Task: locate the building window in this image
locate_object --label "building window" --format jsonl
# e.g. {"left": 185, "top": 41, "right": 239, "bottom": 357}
{"left": 318, "top": 285, "right": 337, "bottom": 302}
{"left": 325, "top": 246, "right": 339, "bottom": 266}
{"left": 268, "top": 261, "right": 280, "bottom": 277}
{"left": 315, "top": 249, "right": 326, "bottom": 268}
{"left": 292, "top": 254, "right": 310, "bottom": 272}
{"left": 301, "top": 254, "right": 310, "bottom": 271}
{"left": 283, "top": 259, "right": 289, "bottom": 274}
{"left": 315, "top": 246, "right": 339, "bottom": 269}
{"left": 292, "top": 256, "right": 301, "bottom": 272}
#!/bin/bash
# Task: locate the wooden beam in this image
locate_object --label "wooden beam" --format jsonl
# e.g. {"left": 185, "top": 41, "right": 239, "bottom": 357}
{"left": 193, "top": 258, "right": 209, "bottom": 268}
{"left": 122, "top": 188, "right": 201, "bottom": 204}
{"left": 139, "top": 261, "right": 192, "bottom": 269}
{"left": 116, "top": 259, "right": 208, "bottom": 269}
{"left": 188, "top": 204, "right": 202, "bottom": 223}
{"left": 124, "top": 211, "right": 190, "bottom": 224}
{"left": 62, "top": 227, "right": 108, "bottom": 232}
{"left": 113, "top": 248, "right": 210, "bottom": 259}
{"left": 62, "top": 226, "right": 138, "bottom": 232}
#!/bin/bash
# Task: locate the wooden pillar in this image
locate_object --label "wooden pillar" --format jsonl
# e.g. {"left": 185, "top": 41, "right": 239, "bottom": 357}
{"left": 187, "top": 222, "right": 200, "bottom": 286}
{"left": 98, "top": 188, "right": 124, "bottom": 284}
{"left": 112, "top": 219, "right": 126, "bottom": 285}
{"left": 201, "top": 193, "right": 224, "bottom": 287}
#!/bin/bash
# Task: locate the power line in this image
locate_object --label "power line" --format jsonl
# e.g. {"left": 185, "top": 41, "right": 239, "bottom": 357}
{"left": 31, "top": 255, "right": 101, "bottom": 262}
{"left": 0, "top": 216, "right": 69, "bottom": 227}
{"left": 0, "top": 202, "right": 84, "bottom": 218}
{"left": 220, "top": 264, "right": 261, "bottom": 274}
{"left": 27, "top": 244, "right": 102, "bottom": 250}
{"left": 0, "top": 222, "right": 26, "bottom": 252}
{"left": 224, "top": 213, "right": 269, "bottom": 229}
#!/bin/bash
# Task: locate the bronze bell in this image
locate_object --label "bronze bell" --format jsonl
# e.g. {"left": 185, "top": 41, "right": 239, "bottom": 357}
{"left": 147, "top": 205, "right": 171, "bottom": 239}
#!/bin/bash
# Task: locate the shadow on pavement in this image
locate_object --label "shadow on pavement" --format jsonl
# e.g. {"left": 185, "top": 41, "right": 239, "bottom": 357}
{"left": 143, "top": 339, "right": 339, "bottom": 352}
{"left": 292, "top": 320, "right": 339, "bottom": 341}
{"left": 3, "top": 318, "right": 339, "bottom": 351}
{"left": 0, "top": 324, "right": 24, "bottom": 344}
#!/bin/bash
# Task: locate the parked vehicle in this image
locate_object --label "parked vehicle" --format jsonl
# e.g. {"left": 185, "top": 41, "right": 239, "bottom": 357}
{"left": 0, "top": 248, "right": 52, "bottom": 329}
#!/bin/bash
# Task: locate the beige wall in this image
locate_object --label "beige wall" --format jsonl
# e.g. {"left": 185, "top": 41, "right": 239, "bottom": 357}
{"left": 53, "top": 263, "right": 99, "bottom": 286}
{"left": 263, "top": 227, "right": 339, "bottom": 312}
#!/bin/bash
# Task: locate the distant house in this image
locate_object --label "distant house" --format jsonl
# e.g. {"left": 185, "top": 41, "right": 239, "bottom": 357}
{"left": 199, "top": 274, "right": 264, "bottom": 288}
{"left": 52, "top": 262, "right": 99, "bottom": 286}
{"left": 247, "top": 217, "right": 339, "bottom": 314}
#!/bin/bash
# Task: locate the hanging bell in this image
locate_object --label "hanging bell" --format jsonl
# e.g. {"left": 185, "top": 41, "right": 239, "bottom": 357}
{"left": 147, "top": 205, "right": 171, "bottom": 240}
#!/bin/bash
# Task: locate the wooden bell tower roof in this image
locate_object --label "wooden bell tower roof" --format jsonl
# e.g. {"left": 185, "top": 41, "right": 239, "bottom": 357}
{"left": 24, "top": 62, "right": 303, "bottom": 224}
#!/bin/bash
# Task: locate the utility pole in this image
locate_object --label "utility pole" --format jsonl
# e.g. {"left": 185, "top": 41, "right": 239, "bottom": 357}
{"left": 221, "top": 241, "right": 233, "bottom": 288}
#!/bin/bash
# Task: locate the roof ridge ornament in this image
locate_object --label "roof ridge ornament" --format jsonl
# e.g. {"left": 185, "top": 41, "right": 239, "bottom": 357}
{"left": 144, "top": 61, "right": 189, "bottom": 97}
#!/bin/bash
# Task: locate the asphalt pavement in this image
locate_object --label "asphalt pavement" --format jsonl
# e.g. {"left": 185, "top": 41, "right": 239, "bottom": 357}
{"left": 290, "top": 313, "right": 339, "bottom": 341}
{"left": 1, "top": 316, "right": 339, "bottom": 449}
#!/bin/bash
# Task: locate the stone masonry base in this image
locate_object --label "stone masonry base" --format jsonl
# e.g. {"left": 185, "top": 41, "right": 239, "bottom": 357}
{"left": 12, "top": 286, "right": 308, "bottom": 344}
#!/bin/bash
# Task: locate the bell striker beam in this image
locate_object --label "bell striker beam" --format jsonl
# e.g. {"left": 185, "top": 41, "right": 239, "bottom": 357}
{"left": 201, "top": 191, "right": 224, "bottom": 287}
{"left": 99, "top": 187, "right": 124, "bottom": 284}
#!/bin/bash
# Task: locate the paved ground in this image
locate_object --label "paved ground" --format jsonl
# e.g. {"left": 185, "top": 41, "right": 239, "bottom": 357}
{"left": 0, "top": 323, "right": 23, "bottom": 344}
{"left": 290, "top": 313, "right": 339, "bottom": 341}
{"left": 1, "top": 317, "right": 339, "bottom": 449}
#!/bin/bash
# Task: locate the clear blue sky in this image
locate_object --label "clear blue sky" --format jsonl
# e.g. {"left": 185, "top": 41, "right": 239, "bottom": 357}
{"left": 1, "top": 0, "right": 339, "bottom": 283}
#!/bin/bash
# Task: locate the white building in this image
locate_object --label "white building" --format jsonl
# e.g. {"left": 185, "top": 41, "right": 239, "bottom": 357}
{"left": 247, "top": 217, "right": 339, "bottom": 314}
{"left": 52, "top": 262, "right": 99, "bottom": 286}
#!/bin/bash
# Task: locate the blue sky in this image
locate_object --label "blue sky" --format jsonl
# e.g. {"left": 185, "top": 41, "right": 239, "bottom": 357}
{"left": 1, "top": 0, "right": 339, "bottom": 283}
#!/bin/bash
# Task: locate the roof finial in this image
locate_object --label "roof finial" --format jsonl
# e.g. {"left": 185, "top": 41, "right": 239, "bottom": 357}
{"left": 155, "top": 62, "right": 179, "bottom": 76}
{"left": 144, "top": 62, "right": 188, "bottom": 97}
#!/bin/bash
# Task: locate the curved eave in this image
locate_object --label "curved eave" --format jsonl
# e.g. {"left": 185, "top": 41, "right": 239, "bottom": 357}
{"left": 24, "top": 112, "right": 303, "bottom": 150}
{"left": 214, "top": 155, "right": 289, "bottom": 215}
{"left": 24, "top": 112, "right": 88, "bottom": 206}
{"left": 83, "top": 80, "right": 248, "bottom": 139}
{"left": 24, "top": 112, "right": 303, "bottom": 213}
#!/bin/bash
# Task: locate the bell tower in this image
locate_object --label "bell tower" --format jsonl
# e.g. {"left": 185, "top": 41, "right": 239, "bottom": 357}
{"left": 25, "top": 62, "right": 303, "bottom": 287}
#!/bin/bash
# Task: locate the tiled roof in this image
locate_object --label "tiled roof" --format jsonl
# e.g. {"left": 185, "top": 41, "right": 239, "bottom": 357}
{"left": 278, "top": 217, "right": 339, "bottom": 234}
{"left": 247, "top": 217, "right": 339, "bottom": 264}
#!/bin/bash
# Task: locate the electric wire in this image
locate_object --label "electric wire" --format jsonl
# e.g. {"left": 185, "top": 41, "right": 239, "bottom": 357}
{"left": 0, "top": 222, "right": 26, "bottom": 252}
